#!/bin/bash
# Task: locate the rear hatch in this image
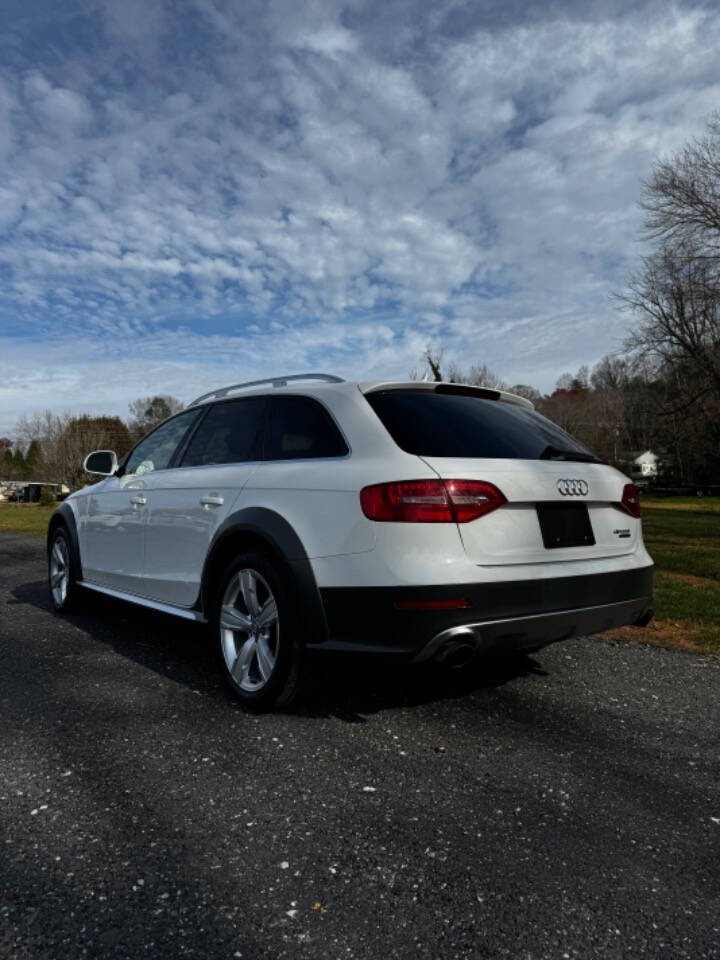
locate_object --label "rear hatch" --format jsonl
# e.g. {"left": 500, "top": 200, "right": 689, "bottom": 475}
{"left": 365, "top": 384, "right": 640, "bottom": 567}
{"left": 418, "top": 457, "right": 637, "bottom": 564}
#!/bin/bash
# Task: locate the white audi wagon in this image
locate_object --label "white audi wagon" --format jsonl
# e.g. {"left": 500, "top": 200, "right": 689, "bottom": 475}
{"left": 48, "top": 374, "right": 653, "bottom": 709}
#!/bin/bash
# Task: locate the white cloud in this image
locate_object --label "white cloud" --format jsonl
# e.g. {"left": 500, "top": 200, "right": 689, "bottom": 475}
{"left": 0, "top": 2, "right": 719, "bottom": 433}
{"left": 0, "top": 319, "right": 431, "bottom": 435}
{"left": 294, "top": 25, "right": 359, "bottom": 56}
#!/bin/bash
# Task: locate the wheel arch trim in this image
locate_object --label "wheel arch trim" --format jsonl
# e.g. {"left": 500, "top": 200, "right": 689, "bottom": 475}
{"left": 47, "top": 502, "right": 83, "bottom": 580}
{"left": 199, "top": 507, "right": 329, "bottom": 645}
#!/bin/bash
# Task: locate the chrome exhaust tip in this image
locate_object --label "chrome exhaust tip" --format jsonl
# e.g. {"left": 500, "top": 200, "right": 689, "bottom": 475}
{"left": 435, "top": 639, "right": 479, "bottom": 669}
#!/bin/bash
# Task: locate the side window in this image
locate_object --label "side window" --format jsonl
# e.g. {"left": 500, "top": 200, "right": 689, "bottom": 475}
{"left": 180, "top": 398, "right": 265, "bottom": 467}
{"left": 125, "top": 409, "right": 200, "bottom": 476}
{"left": 264, "top": 396, "right": 348, "bottom": 461}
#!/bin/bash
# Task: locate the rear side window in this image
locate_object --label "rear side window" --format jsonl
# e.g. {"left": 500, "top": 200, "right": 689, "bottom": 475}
{"left": 365, "top": 390, "right": 598, "bottom": 460}
{"left": 264, "top": 396, "right": 348, "bottom": 460}
{"left": 181, "top": 398, "right": 264, "bottom": 467}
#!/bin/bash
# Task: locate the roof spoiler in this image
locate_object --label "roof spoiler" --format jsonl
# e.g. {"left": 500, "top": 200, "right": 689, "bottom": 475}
{"left": 362, "top": 380, "right": 534, "bottom": 409}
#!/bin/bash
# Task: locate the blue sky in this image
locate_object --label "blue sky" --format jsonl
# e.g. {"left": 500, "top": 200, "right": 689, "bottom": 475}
{"left": 1, "top": 0, "right": 720, "bottom": 434}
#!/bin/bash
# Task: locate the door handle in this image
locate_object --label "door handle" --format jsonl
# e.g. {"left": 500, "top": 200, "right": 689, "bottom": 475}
{"left": 200, "top": 495, "right": 224, "bottom": 507}
{"left": 130, "top": 495, "right": 147, "bottom": 506}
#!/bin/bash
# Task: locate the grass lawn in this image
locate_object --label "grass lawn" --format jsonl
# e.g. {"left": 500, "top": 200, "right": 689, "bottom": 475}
{"left": 607, "top": 496, "right": 720, "bottom": 655}
{"left": 1, "top": 497, "right": 718, "bottom": 655}
{"left": 0, "top": 502, "right": 56, "bottom": 538}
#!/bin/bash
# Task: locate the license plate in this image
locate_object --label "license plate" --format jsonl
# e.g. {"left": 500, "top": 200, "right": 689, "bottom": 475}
{"left": 536, "top": 503, "right": 595, "bottom": 549}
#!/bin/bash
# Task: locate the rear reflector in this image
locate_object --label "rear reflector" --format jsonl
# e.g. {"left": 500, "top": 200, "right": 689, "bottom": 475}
{"left": 360, "top": 479, "right": 506, "bottom": 523}
{"left": 394, "top": 598, "right": 471, "bottom": 610}
{"left": 618, "top": 483, "right": 641, "bottom": 518}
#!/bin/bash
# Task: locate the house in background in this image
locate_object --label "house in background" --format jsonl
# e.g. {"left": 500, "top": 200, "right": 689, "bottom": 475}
{"left": 0, "top": 481, "right": 70, "bottom": 502}
{"left": 631, "top": 450, "right": 660, "bottom": 483}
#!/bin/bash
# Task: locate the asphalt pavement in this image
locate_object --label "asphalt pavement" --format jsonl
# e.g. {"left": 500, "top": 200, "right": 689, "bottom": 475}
{"left": 1, "top": 532, "right": 719, "bottom": 959}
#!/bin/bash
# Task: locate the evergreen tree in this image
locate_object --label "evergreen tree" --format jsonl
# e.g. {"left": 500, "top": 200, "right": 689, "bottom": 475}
{"left": 0, "top": 448, "right": 13, "bottom": 480}
{"left": 24, "top": 440, "right": 44, "bottom": 481}
{"left": 12, "top": 448, "right": 27, "bottom": 480}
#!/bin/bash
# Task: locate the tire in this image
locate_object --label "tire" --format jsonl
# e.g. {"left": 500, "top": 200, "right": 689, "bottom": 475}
{"left": 48, "top": 525, "right": 82, "bottom": 613}
{"left": 213, "top": 550, "right": 303, "bottom": 711}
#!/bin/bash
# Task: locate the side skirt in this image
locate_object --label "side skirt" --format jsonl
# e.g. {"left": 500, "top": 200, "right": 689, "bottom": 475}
{"left": 78, "top": 580, "right": 208, "bottom": 623}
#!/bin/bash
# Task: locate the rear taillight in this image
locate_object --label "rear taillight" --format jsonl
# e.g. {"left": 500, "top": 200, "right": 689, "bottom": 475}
{"left": 445, "top": 480, "right": 506, "bottom": 522}
{"left": 618, "top": 483, "right": 641, "bottom": 518}
{"left": 360, "top": 479, "right": 506, "bottom": 523}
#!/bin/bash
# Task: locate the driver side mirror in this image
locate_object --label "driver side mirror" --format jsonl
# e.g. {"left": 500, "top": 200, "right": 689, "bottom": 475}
{"left": 83, "top": 450, "right": 119, "bottom": 476}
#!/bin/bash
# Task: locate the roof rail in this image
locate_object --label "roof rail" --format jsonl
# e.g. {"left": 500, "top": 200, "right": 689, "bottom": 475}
{"left": 189, "top": 373, "right": 345, "bottom": 406}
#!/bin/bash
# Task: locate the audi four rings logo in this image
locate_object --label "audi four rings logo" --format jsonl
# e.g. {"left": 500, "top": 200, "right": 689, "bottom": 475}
{"left": 557, "top": 478, "right": 589, "bottom": 496}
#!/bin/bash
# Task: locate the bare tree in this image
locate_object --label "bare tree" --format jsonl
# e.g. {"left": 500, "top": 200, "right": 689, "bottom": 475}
{"left": 412, "top": 347, "right": 506, "bottom": 389}
{"left": 554, "top": 372, "right": 574, "bottom": 391}
{"left": 15, "top": 412, "right": 132, "bottom": 487}
{"left": 621, "top": 244, "right": 720, "bottom": 398}
{"left": 641, "top": 112, "right": 720, "bottom": 253}
{"left": 537, "top": 385, "right": 589, "bottom": 438}
{"left": 618, "top": 113, "right": 720, "bottom": 396}
{"left": 507, "top": 384, "right": 542, "bottom": 404}
{"left": 615, "top": 113, "right": 720, "bottom": 479}
{"left": 128, "top": 395, "right": 183, "bottom": 440}
{"left": 445, "top": 361, "right": 506, "bottom": 390}
{"left": 410, "top": 347, "right": 444, "bottom": 382}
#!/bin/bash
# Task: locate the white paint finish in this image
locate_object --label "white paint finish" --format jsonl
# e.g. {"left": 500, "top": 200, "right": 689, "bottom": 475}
{"left": 240, "top": 482, "right": 376, "bottom": 559}
{"left": 419, "top": 457, "right": 639, "bottom": 565}
{"left": 141, "top": 463, "right": 258, "bottom": 606}
{"left": 331, "top": 521, "right": 469, "bottom": 586}
{"left": 242, "top": 452, "right": 438, "bottom": 559}
{"left": 311, "top": 537, "right": 653, "bottom": 588}
{"left": 78, "top": 473, "right": 149, "bottom": 593}
{"left": 419, "top": 456, "right": 628, "bottom": 502}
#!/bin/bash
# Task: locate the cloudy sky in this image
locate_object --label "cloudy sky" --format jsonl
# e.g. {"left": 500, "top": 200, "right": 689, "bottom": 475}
{"left": 1, "top": 0, "right": 719, "bottom": 434}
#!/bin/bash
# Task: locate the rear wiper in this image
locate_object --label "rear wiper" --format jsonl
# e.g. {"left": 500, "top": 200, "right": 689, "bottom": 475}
{"left": 539, "top": 445, "right": 602, "bottom": 464}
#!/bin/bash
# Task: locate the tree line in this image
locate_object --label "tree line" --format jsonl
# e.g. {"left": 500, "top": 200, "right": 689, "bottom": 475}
{"left": 0, "top": 395, "right": 183, "bottom": 488}
{"left": 415, "top": 347, "right": 715, "bottom": 482}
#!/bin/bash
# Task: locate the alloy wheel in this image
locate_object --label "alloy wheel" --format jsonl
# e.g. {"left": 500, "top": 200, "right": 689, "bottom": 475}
{"left": 50, "top": 537, "right": 69, "bottom": 607}
{"left": 220, "top": 568, "right": 279, "bottom": 692}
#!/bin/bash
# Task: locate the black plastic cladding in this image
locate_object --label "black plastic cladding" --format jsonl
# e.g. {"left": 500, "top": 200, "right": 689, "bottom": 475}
{"left": 200, "top": 507, "right": 330, "bottom": 644}
{"left": 47, "top": 501, "right": 83, "bottom": 581}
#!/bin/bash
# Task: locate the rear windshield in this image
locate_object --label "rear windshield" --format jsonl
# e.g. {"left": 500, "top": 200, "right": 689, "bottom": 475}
{"left": 365, "top": 390, "right": 601, "bottom": 461}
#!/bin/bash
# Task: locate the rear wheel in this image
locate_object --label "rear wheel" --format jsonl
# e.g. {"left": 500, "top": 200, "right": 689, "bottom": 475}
{"left": 48, "top": 526, "right": 82, "bottom": 613}
{"left": 215, "top": 551, "right": 302, "bottom": 711}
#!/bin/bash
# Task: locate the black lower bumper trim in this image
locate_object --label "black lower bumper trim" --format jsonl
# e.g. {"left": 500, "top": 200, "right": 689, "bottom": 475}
{"left": 314, "top": 566, "right": 653, "bottom": 657}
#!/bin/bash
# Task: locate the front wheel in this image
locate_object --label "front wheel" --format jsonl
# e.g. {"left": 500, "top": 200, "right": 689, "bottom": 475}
{"left": 214, "top": 551, "right": 303, "bottom": 711}
{"left": 48, "top": 527, "right": 82, "bottom": 613}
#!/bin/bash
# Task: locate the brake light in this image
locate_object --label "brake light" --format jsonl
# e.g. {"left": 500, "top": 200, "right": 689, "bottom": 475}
{"left": 360, "top": 479, "right": 506, "bottom": 523}
{"left": 619, "top": 483, "right": 641, "bottom": 518}
{"left": 445, "top": 480, "right": 506, "bottom": 522}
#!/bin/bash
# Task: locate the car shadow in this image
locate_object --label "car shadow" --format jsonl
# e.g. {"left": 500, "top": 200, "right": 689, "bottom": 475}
{"left": 9, "top": 577, "right": 546, "bottom": 720}
{"left": 297, "top": 650, "right": 546, "bottom": 721}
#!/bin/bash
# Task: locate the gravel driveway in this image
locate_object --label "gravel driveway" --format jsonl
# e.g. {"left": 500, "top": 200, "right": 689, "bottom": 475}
{"left": 1, "top": 533, "right": 719, "bottom": 959}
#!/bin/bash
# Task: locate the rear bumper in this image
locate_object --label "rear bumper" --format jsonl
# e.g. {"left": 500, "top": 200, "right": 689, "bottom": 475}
{"left": 314, "top": 566, "right": 653, "bottom": 658}
{"left": 412, "top": 597, "right": 650, "bottom": 663}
